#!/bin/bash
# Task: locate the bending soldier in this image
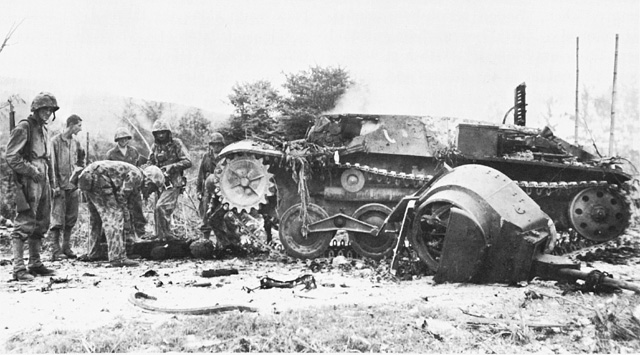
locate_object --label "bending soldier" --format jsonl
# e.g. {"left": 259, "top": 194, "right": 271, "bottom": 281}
{"left": 49, "top": 114, "right": 84, "bottom": 261}
{"left": 148, "top": 120, "right": 192, "bottom": 240}
{"left": 197, "top": 132, "right": 226, "bottom": 240}
{"left": 75, "top": 161, "right": 163, "bottom": 267}
{"left": 106, "top": 127, "right": 146, "bottom": 241}
{"left": 5, "top": 92, "right": 58, "bottom": 281}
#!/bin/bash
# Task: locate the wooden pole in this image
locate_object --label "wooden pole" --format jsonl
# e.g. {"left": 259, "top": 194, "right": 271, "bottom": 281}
{"left": 609, "top": 34, "right": 619, "bottom": 156}
{"left": 574, "top": 37, "right": 580, "bottom": 145}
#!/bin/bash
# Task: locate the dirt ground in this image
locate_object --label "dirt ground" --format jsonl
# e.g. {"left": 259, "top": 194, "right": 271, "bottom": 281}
{"left": 1, "top": 229, "right": 639, "bottom": 351}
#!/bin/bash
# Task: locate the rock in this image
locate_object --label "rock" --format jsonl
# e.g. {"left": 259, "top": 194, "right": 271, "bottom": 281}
{"left": 332, "top": 255, "right": 349, "bottom": 266}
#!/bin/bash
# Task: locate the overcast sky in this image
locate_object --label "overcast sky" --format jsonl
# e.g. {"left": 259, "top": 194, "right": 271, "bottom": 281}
{"left": 1, "top": 0, "right": 638, "bottom": 132}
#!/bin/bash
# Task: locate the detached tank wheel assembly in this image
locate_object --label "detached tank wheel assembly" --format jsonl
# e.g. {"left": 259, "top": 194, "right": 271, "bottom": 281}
{"left": 349, "top": 204, "right": 396, "bottom": 260}
{"left": 279, "top": 203, "right": 335, "bottom": 259}
{"left": 214, "top": 155, "right": 275, "bottom": 213}
{"left": 569, "top": 187, "right": 629, "bottom": 242}
{"left": 408, "top": 202, "right": 453, "bottom": 271}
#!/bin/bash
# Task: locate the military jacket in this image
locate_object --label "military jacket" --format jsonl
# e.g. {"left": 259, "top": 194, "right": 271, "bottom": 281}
{"left": 5, "top": 115, "right": 53, "bottom": 181}
{"left": 51, "top": 133, "right": 82, "bottom": 190}
{"left": 78, "top": 160, "right": 144, "bottom": 204}
{"left": 149, "top": 137, "right": 192, "bottom": 187}
{"left": 106, "top": 145, "right": 141, "bottom": 166}
{"left": 197, "top": 151, "right": 218, "bottom": 194}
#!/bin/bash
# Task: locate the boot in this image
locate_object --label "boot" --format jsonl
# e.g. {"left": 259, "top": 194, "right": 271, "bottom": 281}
{"left": 49, "top": 229, "right": 67, "bottom": 261}
{"left": 12, "top": 238, "right": 34, "bottom": 281}
{"left": 27, "top": 238, "right": 56, "bottom": 276}
{"left": 61, "top": 228, "right": 77, "bottom": 259}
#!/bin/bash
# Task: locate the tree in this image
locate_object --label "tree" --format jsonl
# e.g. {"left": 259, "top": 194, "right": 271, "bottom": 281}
{"left": 173, "top": 108, "right": 213, "bottom": 149}
{"left": 224, "top": 80, "right": 281, "bottom": 141}
{"left": 279, "top": 66, "right": 353, "bottom": 140}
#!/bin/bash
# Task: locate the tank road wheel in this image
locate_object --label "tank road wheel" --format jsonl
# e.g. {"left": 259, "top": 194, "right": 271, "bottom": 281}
{"left": 349, "top": 204, "right": 396, "bottom": 260}
{"left": 569, "top": 187, "right": 630, "bottom": 242}
{"left": 215, "top": 155, "right": 275, "bottom": 213}
{"left": 408, "top": 202, "right": 453, "bottom": 271}
{"left": 279, "top": 203, "right": 334, "bottom": 259}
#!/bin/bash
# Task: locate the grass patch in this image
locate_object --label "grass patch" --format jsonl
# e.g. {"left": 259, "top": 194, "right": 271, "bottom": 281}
{"left": 5, "top": 294, "right": 640, "bottom": 353}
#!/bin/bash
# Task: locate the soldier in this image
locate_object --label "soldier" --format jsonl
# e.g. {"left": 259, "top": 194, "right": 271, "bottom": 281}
{"left": 75, "top": 161, "right": 164, "bottom": 267}
{"left": 148, "top": 120, "right": 192, "bottom": 240}
{"left": 196, "top": 132, "right": 226, "bottom": 240}
{"left": 49, "top": 114, "right": 83, "bottom": 261}
{"left": 106, "top": 127, "right": 142, "bottom": 166}
{"left": 5, "top": 92, "right": 58, "bottom": 281}
{"left": 106, "top": 127, "right": 146, "bottom": 242}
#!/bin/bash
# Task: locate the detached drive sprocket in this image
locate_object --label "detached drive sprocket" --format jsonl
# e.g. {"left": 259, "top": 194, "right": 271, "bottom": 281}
{"left": 214, "top": 154, "right": 275, "bottom": 213}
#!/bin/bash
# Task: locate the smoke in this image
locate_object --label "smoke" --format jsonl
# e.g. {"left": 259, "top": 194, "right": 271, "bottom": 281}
{"left": 328, "top": 83, "right": 373, "bottom": 115}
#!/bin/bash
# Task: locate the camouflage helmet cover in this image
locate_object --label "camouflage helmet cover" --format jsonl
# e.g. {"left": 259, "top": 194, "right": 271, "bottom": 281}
{"left": 30, "top": 92, "right": 59, "bottom": 112}
{"left": 114, "top": 127, "right": 133, "bottom": 142}
{"left": 151, "top": 120, "right": 172, "bottom": 133}
{"left": 142, "top": 165, "right": 165, "bottom": 187}
{"left": 210, "top": 132, "right": 225, "bottom": 145}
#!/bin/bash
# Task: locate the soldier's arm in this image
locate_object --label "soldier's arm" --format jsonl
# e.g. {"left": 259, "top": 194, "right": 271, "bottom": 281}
{"left": 196, "top": 154, "right": 206, "bottom": 194}
{"left": 49, "top": 137, "right": 60, "bottom": 189}
{"left": 5, "top": 124, "right": 38, "bottom": 176}
{"left": 171, "top": 139, "right": 192, "bottom": 172}
{"left": 148, "top": 144, "right": 157, "bottom": 165}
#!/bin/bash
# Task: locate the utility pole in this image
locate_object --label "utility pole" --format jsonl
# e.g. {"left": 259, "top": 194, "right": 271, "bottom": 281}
{"left": 574, "top": 37, "right": 580, "bottom": 145}
{"left": 609, "top": 34, "right": 619, "bottom": 156}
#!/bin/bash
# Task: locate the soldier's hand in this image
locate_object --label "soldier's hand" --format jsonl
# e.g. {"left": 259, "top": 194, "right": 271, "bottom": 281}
{"left": 32, "top": 171, "right": 44, "bottom": 183}
{"left": 52, "top": 187, "right": 62, "bottom": 197}
{"left": 161, "top": 164, "right": 173, "bottom": 174}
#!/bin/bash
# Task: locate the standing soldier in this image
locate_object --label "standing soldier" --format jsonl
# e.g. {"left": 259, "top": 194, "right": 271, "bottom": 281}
{"left": 49, "top": 114, "right": 83, "bottom": 261}
{"left": 5, "top": 92, "right": 58, "bottom": 281}
{"left": 148, "top": 121, "right": 192, "bottom": 240}
{"left": 196, "top": 132, "right": 226, "bottom": 240}
{"left": 106, "top": 127, "right": 146, "bottom": 241}
{"left": 75, "top": 161, "right": 164, "bottom": 267}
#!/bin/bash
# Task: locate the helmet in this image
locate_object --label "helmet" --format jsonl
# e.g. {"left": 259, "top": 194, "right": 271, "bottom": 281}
{"left": 142, "top": 165, "right": 165, "bottom": 187}
{"left": 151, "top": 120, "right": 171, "bottom": 133}
{"left": 210, "top": 132, "right": 225, "bottom": 145}
{"left": 30, "top": 92, "right": 59, "bottom": 112}
{"left": 205, "top": 174, "right": 217, "bottom": 193}
{"left": 114, "top": 127, "right": 133, "bottom": 142}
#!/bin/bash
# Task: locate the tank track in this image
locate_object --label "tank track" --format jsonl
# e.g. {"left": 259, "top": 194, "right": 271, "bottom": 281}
{"left": 217, "top": 152, "right": 634, "bottom": 260}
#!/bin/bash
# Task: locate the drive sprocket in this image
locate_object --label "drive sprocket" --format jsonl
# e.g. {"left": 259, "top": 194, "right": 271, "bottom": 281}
{"left": 214, "top": 154, "right": 275, "bottom": 213}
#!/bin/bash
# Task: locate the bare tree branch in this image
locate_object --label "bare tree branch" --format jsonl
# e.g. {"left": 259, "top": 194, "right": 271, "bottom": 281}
{"left": 0, "top": 20, "right": 23, "bottom": 55}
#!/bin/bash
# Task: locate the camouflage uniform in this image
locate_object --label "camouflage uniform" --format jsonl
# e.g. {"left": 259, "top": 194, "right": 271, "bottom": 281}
{"left": 50, "top": 129, "right": 82, "bottom": 258}
{"left": 5, "top": 109, "right": 55, "bottom": 278}
{"left": 77, "top": 160, "right": 144, "bottom": 262}
{"left": 197, "top": 150, "right": 219, "bottom": 237}
{"left": 106, "top": 143, "right": 146, "bottom": 238}
{"left": 148, "top": 123, "right": 192, "bottom": 240}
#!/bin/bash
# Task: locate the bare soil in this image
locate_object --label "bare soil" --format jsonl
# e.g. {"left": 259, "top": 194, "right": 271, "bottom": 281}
{"left": 1, "top": 229, "right": 639, "bottom": 352}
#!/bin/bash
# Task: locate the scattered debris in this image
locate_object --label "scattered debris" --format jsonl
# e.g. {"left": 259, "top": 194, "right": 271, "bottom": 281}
{"left": 201, "top": 268, "right": 239, "bottom": 278}
{"left": 40, "top": 276, "right": 70, "bottom": 292}
{"left": 242, "top": 274, "right": 317, "bottom": 293}
{"left": 141, "top": 270, "right": 159, "bottom": 277}
{"left": 128, "top": 292, "right": 257, "bottom": 314}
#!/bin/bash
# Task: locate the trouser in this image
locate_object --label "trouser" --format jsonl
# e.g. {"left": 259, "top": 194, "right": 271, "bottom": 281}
{"left": 154, "top": 186, "right": 182, "bottom": 239}
{"left": 83, "top": 190, "right": 127, "bottom": 262}
{"left": 199, "top": 190, "right": 213, "bottom": 235}
{"left": 12, "top": 165, "right": 51, "bottom": 273}
{"left": 124, "top": 192, "right": 146, "bottom": 238}
{"left": 50, "top": 188, "right": 80, "bottom": 231}
{"left": 12, "top": 238, "right": 44, "bottom": 273}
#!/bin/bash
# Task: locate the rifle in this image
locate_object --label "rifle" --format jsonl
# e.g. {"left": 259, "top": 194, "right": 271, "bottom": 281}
{"left": 8, "top": 99, "right": 30, "bottom": 212}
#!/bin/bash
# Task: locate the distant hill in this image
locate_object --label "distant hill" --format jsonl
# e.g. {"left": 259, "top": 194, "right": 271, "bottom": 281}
{"left": 0, "top": 76, "right": 231, "bottom": 146}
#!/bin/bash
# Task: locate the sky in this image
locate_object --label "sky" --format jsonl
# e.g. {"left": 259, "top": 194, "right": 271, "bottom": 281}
{"left": 1, "top": 0, "right": 638, "bottom": 138}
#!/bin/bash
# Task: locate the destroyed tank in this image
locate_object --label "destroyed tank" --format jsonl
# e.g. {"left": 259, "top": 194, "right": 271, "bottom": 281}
{"left": 214, "top": 108, "right": 633, "bottom": 260}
